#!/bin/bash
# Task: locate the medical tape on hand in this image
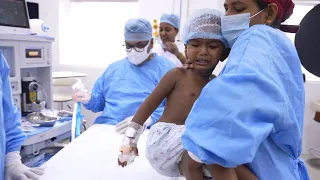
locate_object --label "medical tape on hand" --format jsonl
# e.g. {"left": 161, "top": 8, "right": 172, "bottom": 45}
{"left": 122, "top": 122, "right": 144, "bottom": 147}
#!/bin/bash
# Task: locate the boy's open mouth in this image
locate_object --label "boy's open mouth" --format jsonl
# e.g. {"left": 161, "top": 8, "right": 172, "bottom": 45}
{"left": 196, "top": 59, "right": 209, "bottom": 65}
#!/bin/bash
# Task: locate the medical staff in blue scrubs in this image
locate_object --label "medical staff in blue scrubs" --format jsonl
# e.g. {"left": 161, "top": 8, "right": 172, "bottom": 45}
{"left": 73, "top": 18, "right": 175, "bottom": 127}
{"left": 181, "top": 0, "right": 310, "bottom": 179}
{"left": 0, "top": 51, "right": 44, "bottom": 180}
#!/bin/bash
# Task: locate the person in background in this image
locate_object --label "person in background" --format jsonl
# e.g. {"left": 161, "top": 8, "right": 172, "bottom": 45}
{"left": 181, "top": 0, "right": 310, "bottom": 179}
{"left": 152, "top": 14, "right": 186, "bottom": 67}
{"left": 73, "top": 18, "right": 175, "bottom": 128}
{"left": 0, "top": 51, "right": 44, "bottom": 180}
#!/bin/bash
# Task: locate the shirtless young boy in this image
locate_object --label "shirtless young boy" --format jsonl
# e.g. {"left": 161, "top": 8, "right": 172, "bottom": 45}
{"left": 117, "top": 9, "right": 258, "bottom": 180}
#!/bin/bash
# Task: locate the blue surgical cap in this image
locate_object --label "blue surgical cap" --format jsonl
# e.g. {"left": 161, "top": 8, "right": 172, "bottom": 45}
{"left": 124, "top": 18, "right": 152, "bottom": 41}
{"left": 181, "top": 9, "right": 227, "bottom": 46}
{"left": 160, "top": 14, "right": 180, "bottom": 29}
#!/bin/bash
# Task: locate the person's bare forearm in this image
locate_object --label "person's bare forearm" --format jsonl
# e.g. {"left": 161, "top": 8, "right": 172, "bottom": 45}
{"left": 235, "top": 165, "right": 258, "bottom": 180}
{"left": 176, "top": 52, "right": 186, "bottom": 64}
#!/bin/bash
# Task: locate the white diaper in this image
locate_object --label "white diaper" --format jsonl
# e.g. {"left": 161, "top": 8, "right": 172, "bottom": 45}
{"left": 145, "top": 122, "right": 185, "bottom": 177}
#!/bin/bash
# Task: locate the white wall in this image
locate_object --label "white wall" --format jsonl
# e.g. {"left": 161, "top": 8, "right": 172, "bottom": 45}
{"left": 34, "top": 0, "right": 320, "bottom": 154}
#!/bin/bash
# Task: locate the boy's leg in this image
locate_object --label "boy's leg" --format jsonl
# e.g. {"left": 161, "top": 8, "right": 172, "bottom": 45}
{"left": 205, "top": 164, "right": 238, "bottom": 180}
{"left": 235, "top": 165, "right": 258, "bottom": 180}
{"left": 179, "top": 151, "right": 204, "bottom": 180}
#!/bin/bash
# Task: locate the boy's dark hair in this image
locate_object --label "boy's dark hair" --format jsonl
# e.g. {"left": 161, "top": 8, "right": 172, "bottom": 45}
{"left": 256, "top": 0, "right": 281, "bottom": 28}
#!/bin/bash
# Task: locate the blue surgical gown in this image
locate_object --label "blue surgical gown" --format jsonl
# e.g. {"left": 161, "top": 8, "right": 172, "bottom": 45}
{"left": 0, "top": 51, "right": 26, "bottom": 180}
{"left": 182, "top": 25, "right": 309, "bottom": 180}
{"left": 84, "top": 54, "right": 175, "bottom": 125}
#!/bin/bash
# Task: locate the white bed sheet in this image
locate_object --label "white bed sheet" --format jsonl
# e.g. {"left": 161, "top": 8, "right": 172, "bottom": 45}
{"left": 40, "top": 124, "right": 185, "bottom": 180}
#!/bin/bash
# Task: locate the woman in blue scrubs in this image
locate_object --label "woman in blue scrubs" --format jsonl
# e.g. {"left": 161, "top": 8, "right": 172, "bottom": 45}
{"left": 182, "top": 0, "right": 310, "bottom": 179}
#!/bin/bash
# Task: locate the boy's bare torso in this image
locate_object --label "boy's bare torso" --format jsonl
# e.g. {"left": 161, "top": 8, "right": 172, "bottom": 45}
{"left": 158, "top": 68, "right": 210, "bottom": 125}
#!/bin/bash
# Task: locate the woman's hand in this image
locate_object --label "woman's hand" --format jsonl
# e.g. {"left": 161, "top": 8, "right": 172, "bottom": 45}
{"left": 163, "top": 42, "right": 180, "bottom": 56}
{"left": 182, "top": 59, "right": 194, "bottom": 69}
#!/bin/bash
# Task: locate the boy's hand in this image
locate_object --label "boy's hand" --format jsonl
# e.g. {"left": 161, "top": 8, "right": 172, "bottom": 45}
{"left": 182, "top": 59, "right": 194, "bottom": 69}
{"left": 118, "top": 146, "right": 139, "bottom": 167}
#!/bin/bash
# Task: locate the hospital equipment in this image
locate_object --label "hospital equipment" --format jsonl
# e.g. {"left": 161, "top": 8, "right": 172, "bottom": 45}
{"left": 26, "top": 110, "right": 57, "bottom": 125}
{"left": 71, "top": 102, "right": 84, "bottom": 141}
{"left": 52, "top": 71, "right": 87, "bottom": 79}
{"left": 22, "top": 76, "right": 47, "bottom": 114}
{"left": 29, "top": 19, "right": 50, "bottom": 36}
{"left": 0, "top": 0, "right": 31, "bottom": 34}
{"left": 0, "top": 29, "right": 71, "bottom": 168}
{"left": 53, "top": 78, "right": 79, "bottom": 110}
{"left": 40, "top": 125, "right": 185, "bottom": 180}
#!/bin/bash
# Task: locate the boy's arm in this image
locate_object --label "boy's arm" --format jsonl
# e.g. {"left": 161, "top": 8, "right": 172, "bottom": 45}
{"left": 118, "top": 68, "right": 180, "bottom": 166}
{"left": 132, "top": 68, "right": 180, "bottom": 126}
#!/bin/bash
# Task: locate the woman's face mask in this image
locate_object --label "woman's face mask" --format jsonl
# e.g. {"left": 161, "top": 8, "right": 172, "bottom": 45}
{"left": 221, "top": 9, "right": 264, "bottom": 48}
{"left": 126, "top": 41, "right": 152, "bottom": 65}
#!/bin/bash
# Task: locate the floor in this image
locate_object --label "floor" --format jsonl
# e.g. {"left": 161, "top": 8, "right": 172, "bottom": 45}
{"left": 301, "top": 154, "right": 320, "bottom": 180}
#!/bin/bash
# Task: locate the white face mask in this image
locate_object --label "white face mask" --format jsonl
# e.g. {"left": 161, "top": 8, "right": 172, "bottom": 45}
{"left": 221, "top": 9, "right": 264, "bottom": 47}
{"left": 126, "top": 41, "right": 152, "bottom": 65}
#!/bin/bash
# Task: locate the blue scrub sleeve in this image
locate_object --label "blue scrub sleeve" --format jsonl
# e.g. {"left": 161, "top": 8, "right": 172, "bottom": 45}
{"left": 182, "top": 66, "right": 286, "bottom": 167}
{"left": 2, "top": 62, "right": 25, "bottom": 153}
{"left": 83, "top": 73, "right": 106, "bottom": 112}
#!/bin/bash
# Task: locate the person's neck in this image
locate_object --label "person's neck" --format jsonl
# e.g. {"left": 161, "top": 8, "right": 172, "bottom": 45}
{"left": 193, "top": 68, "right": 214, "bottom": 81}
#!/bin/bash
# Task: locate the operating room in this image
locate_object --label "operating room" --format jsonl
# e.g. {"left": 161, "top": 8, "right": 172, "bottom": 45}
{"left": 1, "top": 0, "right": 320, "bottom": 179}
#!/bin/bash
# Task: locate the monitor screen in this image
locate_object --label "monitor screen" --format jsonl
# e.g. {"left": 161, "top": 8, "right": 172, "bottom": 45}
{"left": 0, "top": 0, "right": 30, "bottom": 28}
{"left": 27, "top": 2, "right": 38, "bottom": 19}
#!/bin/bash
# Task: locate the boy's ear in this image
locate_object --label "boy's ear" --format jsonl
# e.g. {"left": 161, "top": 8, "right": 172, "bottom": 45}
{"left": 220, "top": 48, "right": 230, "bottom": 62}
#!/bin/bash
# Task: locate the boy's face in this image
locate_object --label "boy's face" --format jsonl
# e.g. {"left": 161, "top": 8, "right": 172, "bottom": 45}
{"left": 185, "top": 39, "right": 226, "bottom": 73}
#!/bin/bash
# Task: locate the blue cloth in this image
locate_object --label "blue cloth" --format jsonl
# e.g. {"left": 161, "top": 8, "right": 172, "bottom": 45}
{"left": 84, "top": 54, "right": 175, "bottom": 125}
{"left": 182, "top": 25, "right": 309, "bottom": 180}
{"left": 124, "top": 18, "right": 152, "bottom": 41}
{"left": 160, "top": 14, "right": 180, "bottom": 29}
{"left": 0, "top": 51, "right": 26, "bottom": 180}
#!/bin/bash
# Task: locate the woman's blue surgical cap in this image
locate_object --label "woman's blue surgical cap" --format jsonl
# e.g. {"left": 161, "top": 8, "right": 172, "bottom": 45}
{"left": 160, "top": 14, "right": 180, "bottom": 29}
{"left": 181, "top": 8, "right": 227, "bottom": 47}
{"left": 124, "top": 18, "right": 152, "bottom": 41}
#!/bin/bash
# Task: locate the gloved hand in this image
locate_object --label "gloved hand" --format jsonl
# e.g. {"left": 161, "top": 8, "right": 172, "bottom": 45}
{"left": 5, "top": 151, "right": 44, "bottom": 180}
{"left": 115, "top": 116, "right": 152, "bottom": 134}
{"left": 72, "top": 80, "right": 91, "bottom": 103}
